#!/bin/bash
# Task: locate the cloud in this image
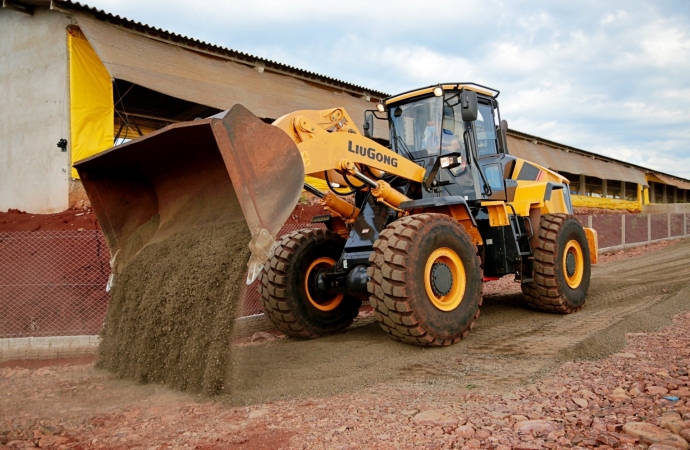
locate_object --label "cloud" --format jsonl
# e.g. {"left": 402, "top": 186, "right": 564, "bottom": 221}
{"left": 83, "top": 0, "right": 690, "bottom": 178}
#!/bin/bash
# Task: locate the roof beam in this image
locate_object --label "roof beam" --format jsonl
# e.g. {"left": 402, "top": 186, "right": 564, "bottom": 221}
{"left": 2, "top": 0, "right": 35, "bottom": 14}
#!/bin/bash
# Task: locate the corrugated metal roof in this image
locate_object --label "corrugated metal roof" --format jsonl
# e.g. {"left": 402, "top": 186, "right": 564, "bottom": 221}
{"left": 507, "top": 129, "right": 690, "bottom": 186}
{"left": 48, "top": 0, "right": 389, "bottom": 99}
{"left": 7, "top": 0, "right": 690, "bottom": 186}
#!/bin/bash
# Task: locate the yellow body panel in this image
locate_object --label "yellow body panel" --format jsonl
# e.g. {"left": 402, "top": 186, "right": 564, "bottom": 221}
{"left": 385, "top": 84, "right": 495, "bottom": 105}
{"left": 508, "top": 158, "right": 571, "bottom": 217}
{"left": 481, "top": 201, "right": 510, "bottom": 227}
{"left": 273, "top": 109, "right": 426, "bottom": 183}
{"left": 584, "top": 228, "right": 599, "bottom": 264}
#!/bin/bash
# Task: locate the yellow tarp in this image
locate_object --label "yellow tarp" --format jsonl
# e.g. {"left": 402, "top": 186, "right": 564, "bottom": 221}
{"left": 305, "top": 175, "right": 329, "bottom": 193}
{"left": 571, "top": 195, "right": 641, "bottom": 212}
{"left": 68, "top": 28, "right": 113, "bottom": 178}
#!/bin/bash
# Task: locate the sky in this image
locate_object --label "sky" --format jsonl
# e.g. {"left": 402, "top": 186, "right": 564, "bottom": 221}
{"left": 84, "top": 0, "right": 690, "bottom": 179}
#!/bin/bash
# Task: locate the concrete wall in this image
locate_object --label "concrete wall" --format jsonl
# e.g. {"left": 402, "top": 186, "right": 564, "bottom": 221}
{"left": 0, "top": 8, "right": 71, "bottom": 213}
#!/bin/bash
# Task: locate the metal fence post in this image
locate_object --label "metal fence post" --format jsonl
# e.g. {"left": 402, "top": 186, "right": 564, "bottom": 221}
{"left": 621, "top": 214, "right": 626, "bottom": 245}
{"left": 647, "top": 214, "right": 651, "bottom": 243}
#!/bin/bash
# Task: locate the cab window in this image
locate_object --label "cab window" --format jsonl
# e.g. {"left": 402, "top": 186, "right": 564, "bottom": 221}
{"left": 476, "top": 103, "right": 498, "bottom": 157}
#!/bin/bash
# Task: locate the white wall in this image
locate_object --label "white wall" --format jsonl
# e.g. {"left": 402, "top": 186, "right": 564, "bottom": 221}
{"left": 0, "top": 8, "right": 70, "bottom": 213}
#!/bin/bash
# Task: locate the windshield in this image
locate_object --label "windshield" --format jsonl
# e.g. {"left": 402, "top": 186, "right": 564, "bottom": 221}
{"left": 389, "top": 96, "right": 443, "bottom": 159}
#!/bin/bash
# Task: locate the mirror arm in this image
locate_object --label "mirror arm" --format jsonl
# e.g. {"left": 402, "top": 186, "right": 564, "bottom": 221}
{"left": 423, "top": 152, "right": 462, "bottom": 191}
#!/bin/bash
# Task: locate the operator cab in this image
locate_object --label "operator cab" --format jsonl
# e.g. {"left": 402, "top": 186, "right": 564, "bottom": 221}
{"left": 384, "top": 83, "right": 512, "bottom": 204}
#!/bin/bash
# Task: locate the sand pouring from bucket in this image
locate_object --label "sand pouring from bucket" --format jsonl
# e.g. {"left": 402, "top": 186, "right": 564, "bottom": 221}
{"left": 74, "top": 104, "right": 306, "bottom": 285}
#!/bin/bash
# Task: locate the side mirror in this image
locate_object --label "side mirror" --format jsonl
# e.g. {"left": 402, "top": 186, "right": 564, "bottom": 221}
{"left": 363, "top": 111, "right": 374, "bottom": 139}
{"left": 500, "top": 119, "right": 509, "bottom": 153}
{"left": 460, "top": 89, "right": 478, "bottom": 122}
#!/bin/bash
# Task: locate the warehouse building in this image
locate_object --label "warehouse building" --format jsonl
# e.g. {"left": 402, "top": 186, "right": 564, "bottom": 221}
{"left": 2, "top": 0, "right": 689, "bottom": 214}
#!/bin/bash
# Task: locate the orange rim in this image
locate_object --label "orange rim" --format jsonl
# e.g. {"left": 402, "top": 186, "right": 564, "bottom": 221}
{"left": 304, "top": 257, "right": 343, "bottom": 312}
{"left": 563, "top": 240, "right": 584, "bottom": 289}
{"left": 423, "top": 247, "right": 466, "bottom": 312}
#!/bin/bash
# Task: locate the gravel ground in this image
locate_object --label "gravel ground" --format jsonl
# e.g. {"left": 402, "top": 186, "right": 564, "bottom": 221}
{"left": 1, "top": 239, "right": 689, "bottom": 450}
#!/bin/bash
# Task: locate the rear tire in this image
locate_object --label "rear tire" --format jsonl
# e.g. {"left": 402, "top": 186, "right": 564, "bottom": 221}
{"left": 367, "top": 214, "right": 483, "bottom": 346}
{"left": 521, "top": 214, "right": 591, "bottom": 313}
{"left": 259, "top": 229, "right": 361, "bottom": 338}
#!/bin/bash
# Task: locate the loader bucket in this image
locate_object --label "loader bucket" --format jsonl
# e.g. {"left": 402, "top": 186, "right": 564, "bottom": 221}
{"left": 74, "top": 104, "right": 305, "bottom": 284}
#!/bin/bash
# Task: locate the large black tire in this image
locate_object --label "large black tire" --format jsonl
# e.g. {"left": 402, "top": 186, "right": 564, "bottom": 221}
{"left": 259, "top": 229, "right": 361, "bottom": 338}
{"left": 367, "top": 214, "right": 483, "bottom": 346}
{"left": 521, "top": 214, "right": 591, "bottom": 313}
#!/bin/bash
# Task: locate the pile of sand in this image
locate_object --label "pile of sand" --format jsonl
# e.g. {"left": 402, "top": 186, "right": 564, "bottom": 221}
{"left": 97, "top": 222, "right": 251, "bottom": 396}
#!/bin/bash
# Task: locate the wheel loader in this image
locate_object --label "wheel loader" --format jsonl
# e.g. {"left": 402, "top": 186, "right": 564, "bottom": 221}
{"left": 75, "top": 82, "right": 598, "bottom": 347}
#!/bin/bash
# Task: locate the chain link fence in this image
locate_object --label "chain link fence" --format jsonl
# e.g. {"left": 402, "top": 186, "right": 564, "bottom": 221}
{"left": 0, "top": 231, "right": 111, "bottom": 339}
{"left": 2, "top": 212, "right": 688, "bottom": 340}
{"left": 238, "top": 223, "right": 326, "bottom": 317}
{"left": 0, "top": 223, "right": 326, "bottom": 339}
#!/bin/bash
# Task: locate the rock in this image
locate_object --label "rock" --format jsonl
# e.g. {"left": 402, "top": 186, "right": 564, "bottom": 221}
{"left": 514, "top": 419, "right": 557, "bottom": 434}
{"left": 572, "top": 397, "right": 588, "bottom": 408}
{"left": 613, "top": 352, "right": 638, "bottom": 358}
{"left": 571, "top": 433, "right": 586, "bottom": 445}
{"left": 6, "top": 441, "right": 33, "bottom": 449}
{"left": 596, "top": 434, "right": 619, "bottom": 447}
{"left": 512, "top": 444, "right": 542, "bottom": 450}
{"left": 466, "top": 439, "right": 481, "bottom": 447}
{"left": 332, "top": 426, "right": 347, "bottom": 433}
{"left": 251, "top": 332, "right": 276, "bottom": 343}
{"left": 622, "top": 422, "right": 690, "bottom": 449}
{"left": 660, "top": 413, "right": 685, "bottom": 435}
{"left": 578, "top": 389, "right": 596, "bottom": 399}
{"left": 511, "top": 414, "right": 529, "bottom": 421}
{"left": 248, "top": 409, "right": 269, "bottom": 419}
{"left": 38, "top": 435, "right": 69, "bottom": 448}
{"left": 648, "top": 386, "right": 670, "bottom": 396}
{"left": 455, "top": 425, "right": 475, "bottom": 438}
{"left": 611, "top": 387, "right": 631, "bottom": 400}
{"left": 37, "top": 425, "right": 61, "bottom": 436}
{"left": 592, "top": 417, "right": 608, "bottom": 432}
{"left": 649, "top": 445, "right": 688, "bottom": 450}
{"left": 413, "top": 410, "right": 457, "bottom": 427}
{"left": 490, "top": 418, "right": 507, "bottom": 427}
{"left": 633, "top": 397, "right": 650, "bottom": 407}
{"left": 672, "top": 388, "right": 690, "bottom": 398}
{"left": 679, "top": 428, "right": 690, "bottom": 443}
{"left": 607, "top": 423, "right": 624, "bottom": 433}
{"left": 476, "top": 429, "right": 491, "bottom": 439}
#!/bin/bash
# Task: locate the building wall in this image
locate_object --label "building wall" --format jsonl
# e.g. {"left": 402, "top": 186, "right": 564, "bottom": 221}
{"left": 0, "top": 8, "right": 71, "bottom": 213}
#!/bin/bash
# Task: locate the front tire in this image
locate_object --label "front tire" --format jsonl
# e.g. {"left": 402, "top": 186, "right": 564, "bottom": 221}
{"left": 367, "top": 214, "right": 483, "bottom": 346}
{"left": 521, "top": 214, "right": 591, "bottom": 313}
{"left": 259, "top": 229, "right": 361, "bottom": 338}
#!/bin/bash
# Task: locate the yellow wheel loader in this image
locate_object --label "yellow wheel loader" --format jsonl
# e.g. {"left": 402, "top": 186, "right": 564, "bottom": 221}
{"left": 75, "top": 83, "right": 598, "bottom": 346}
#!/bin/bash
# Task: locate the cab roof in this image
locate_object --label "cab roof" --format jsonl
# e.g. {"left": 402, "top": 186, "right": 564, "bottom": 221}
{"left": 383, "top": 83, "right": 499, "bottom": 106}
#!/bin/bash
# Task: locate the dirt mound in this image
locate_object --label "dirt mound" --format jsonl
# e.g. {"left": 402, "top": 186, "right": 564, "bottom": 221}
{"left": 96, "top": 222, "right": 251, "bottom": 396}
{"left": 0, "top": 208, "right": 99, "bottom": 232}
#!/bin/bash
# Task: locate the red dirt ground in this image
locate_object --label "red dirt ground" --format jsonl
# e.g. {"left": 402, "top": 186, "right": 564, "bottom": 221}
{"left": 0, "top": 209, "right": 100, "bottom": 232}
{"left": 0, "top": 199, "right": 327, "bottom": 232}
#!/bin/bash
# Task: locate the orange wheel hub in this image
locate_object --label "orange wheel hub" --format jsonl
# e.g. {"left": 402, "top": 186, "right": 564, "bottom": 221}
{"left": 304, "top": 257, "right": 343, "bottom": 312}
